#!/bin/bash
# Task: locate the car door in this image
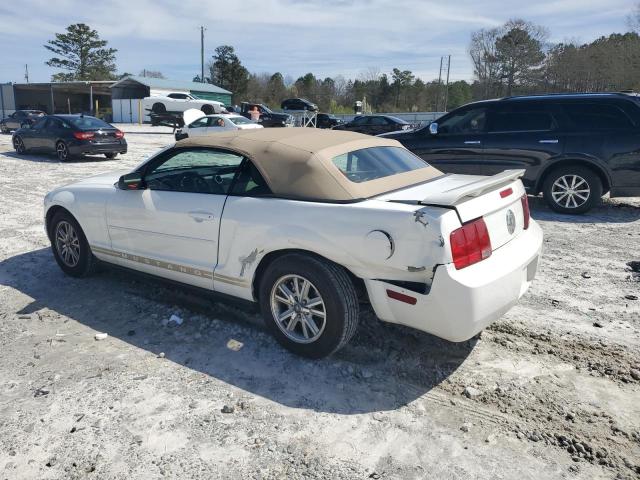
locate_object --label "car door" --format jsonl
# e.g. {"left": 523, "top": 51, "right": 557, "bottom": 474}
{"left": 481, "top": 103, "right": 565, "bottom": 189}
{"left": 365, "top": 116, "right": 389, "bottom": 135}
{"left": 399, "top": 106, "right": 487, "bottom": 174}
{"left": 41, "top": 117, "right": 70, "bottom": 153}
{"left": 105, "top": 147, "right": 245, "bottom": 289}
{"left": 185, "top": 116, "right": 210, "bottom": 137}
{"left": 348, "top": 116, "right": 370, "bottom": 133}
{"left": 6, "top": 112, "right": 20, "bottom": 130}
{"left": 20, "top": 117, "right": 49, "bottom": 150}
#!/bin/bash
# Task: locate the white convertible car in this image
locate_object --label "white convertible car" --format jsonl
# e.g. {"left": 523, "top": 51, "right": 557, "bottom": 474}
{"left": 44, "top": 129, "right": 542, "bottom": 358}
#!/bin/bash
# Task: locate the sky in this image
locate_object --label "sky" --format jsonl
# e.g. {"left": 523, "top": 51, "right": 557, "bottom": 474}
{"left": 0, "top": 0, "right": 637, "bottom": 85}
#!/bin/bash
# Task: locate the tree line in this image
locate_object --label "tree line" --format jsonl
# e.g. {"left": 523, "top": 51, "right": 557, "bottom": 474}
{"left": 44, "top": 13, "right": 640, "bottom": 113}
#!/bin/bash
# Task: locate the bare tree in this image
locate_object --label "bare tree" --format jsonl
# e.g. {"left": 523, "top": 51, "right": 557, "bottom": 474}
{"left": 469, "top": 27, "right": 501, "bottom": 98}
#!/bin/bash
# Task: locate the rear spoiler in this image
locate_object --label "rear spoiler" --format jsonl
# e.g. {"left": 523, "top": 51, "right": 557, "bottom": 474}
{"left": 420, "top": 169, "right": 525, "bottom": 205}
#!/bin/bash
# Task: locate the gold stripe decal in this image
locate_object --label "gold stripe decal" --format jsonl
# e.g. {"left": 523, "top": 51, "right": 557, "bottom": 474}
{"left": 90, "top": 245, "right": 248, "bottom": 287}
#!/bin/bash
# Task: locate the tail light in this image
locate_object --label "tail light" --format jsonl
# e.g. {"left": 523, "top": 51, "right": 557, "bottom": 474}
{"left": 450, "top": 217, "right": 492, "bottom": 270}
{"left": 114, "top": 130, "right": 124, "bottom": 139}
{"left": 73, "top": 131, "right": 94, "bottom": 140}
{"left": 521, "top": 194, "right": 530, "bottom": 230}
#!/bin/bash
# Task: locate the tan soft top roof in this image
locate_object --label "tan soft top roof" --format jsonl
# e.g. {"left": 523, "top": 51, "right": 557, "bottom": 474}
{"left": 176, "top": 128, "right": 441, "bottom": 201}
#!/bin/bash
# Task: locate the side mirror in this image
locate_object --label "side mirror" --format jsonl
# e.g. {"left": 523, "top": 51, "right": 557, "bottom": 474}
{"left": 118, "top": 172, "right": 143, "bottom": 190}
{"left": 429, "top": 122, "right": 438, "bottom": 135}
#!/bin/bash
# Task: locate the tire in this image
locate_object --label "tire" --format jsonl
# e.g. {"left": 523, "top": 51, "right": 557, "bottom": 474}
{"left": 152, "top": 103, "right": 166, "bottom": 114}
{"left": 542, "top": 165, "right": 603, "bottom": 214}
{"left": 56, "top": 141, "right": 70, "bottom": 161}
{"left": 105, "top": 152, "right": 117, "bottom": 159}
{"left": 13, "top": 135, "right": 26, "bottom": 154}
{"left": 258, "top": 253, "right": 359, "bottom": 358}
{"left": 201, "top": 105, "right": 214, "bottom": 115}
{"left": 49, "top": 210, "right": 97, "bottom": 277}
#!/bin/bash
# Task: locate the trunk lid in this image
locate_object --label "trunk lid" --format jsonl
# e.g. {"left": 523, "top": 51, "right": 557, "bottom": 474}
{"left": 378, "top": 169, "right": 528, "bottom": 251}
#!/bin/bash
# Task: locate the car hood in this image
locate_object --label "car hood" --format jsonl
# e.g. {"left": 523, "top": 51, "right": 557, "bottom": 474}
{"left": 70, "top": 169, "right": 129, "bottom": 187}
{"left": 183, "top": 108, "right": 205, "bottom": 126}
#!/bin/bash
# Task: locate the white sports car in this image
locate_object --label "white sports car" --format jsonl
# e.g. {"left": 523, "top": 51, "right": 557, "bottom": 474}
{"left": 175, "top": 113, "right": 263, "bottom": 141}
{"left": 44, "top": 129, "right": 542, "bottom": 358}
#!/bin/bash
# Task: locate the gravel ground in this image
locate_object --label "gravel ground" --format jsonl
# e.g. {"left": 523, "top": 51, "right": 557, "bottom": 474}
{"left": 0, "top": 126, "right": 639, "bottom": 480}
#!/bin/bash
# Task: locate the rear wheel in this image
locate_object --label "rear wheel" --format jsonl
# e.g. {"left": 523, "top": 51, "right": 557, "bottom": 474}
{"left": 49, "top": 210, "right": 97, "bottom": 277}
{"left": 56, "top": 141, "right": 70, "bottom": 161}
{"left": 105, "top": 152, "right": 117, "bottom": 159}
{"left": 152, "top": 103, "right": 166, "bottom": 114}
{"left": 542, "top": 166, "right": 602, "bottom": 214}
{"left": 258, "top": 253, "right": 359, "bottom": 358}
{"left": 13, "top": 135, "right": 26, "bottom": 154}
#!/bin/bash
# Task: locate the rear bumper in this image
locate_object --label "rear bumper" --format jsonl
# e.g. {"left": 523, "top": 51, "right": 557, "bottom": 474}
{"left": 68, "top": 140, "right": 127, "bottom": 156}
{"left": 365, "top": 219, "right": 543, "bottom": 342}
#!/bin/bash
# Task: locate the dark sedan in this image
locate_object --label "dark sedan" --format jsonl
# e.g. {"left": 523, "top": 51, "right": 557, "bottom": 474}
{"left": 333, "top": 114, "right": 413, "bottom": 135}
{"left": 1, "top": 110, "right": 46, "bottom": 133}
{"left": 12, "top": 114, "right": 127, "bottom": 161}
{"left": 281, "top": 98, "right": 319, "bottom": 112}
{"left": 317, "top": 113, "right": 343, "bottom": 129}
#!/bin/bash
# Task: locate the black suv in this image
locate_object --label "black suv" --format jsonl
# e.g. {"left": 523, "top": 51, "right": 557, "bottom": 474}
{"left": 383, "top": 93, "right": 640, "bottom": 213}
{"left": 281, "top": 98, "right": 318, "bottom": 111}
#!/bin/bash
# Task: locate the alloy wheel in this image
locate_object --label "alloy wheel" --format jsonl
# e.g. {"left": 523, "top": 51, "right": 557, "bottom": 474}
{"left": 56, "top": 142, "right": 68, "bottom": 161}
{"left": 270, "top": 274, "right": 327, "bottom": 344}
{"left": 13, "top": 136, "right": 25, "bottom": 153}
{"left": 55, "top": 221, "right": 81, "bottom": 267}
{"left": 551, "top": 174, "right": 590, "bottom": 209}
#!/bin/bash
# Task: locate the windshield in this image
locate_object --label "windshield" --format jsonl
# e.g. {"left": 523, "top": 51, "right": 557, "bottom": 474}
{"left": 67, "top": 116, "right": 113, "bottom": 130}
{"left": 332, "top": 146, "right": 429, "bottom": 183}
{"left": 228, "top": 116, "right": 254, "bottom": 125}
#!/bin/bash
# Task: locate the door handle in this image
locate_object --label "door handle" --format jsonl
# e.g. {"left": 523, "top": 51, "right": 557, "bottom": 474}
{"left": 188, "top": 211, "right": 215, "bottom": 222}
{"left": 539, "top": 139, "right": 559, "bottom": 144}
{"left": 463, "top": 140, "right": 481, "bottom": 145}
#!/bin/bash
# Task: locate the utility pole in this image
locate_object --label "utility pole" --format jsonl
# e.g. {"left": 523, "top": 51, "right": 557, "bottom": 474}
{"left": 24, "top": 64, "right": 29, "bottom": 83}
{"left": 443, "top": 55, "right": 451, "bottom": 112}
{"left": 200, "top": 26, "right": 206, "bottom": 83}
{"left": 436, "top": 57, "right": 443, "bottom": 111}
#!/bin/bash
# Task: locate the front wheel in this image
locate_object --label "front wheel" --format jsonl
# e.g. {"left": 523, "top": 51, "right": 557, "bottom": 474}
{"left": 49, "top": 211, "right": 97, "bottom": 277}
{"left": 259, "top": 254, "right": 359, "bottom": 358}
{"left": 13, "top": 135, "right": 26, "bottom": 154}
{"left": 542, "top": 166, "right": 602, "bottom": 214}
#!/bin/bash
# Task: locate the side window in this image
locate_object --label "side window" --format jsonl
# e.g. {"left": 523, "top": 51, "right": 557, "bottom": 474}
{"left": 562, "top": 103, "right": 634, "bottom": 130}
{"left": 168, "top": 93, "right": 188, "bottom": 100}
{"left": 438, "top": 108, "right": 487, "bottom": 134}
{"left": 352, "top": 116, "right": 368, "bottom": 125}
{"left": 489, "top": 108, "right": 556, "bottom": 133}
{"left": 369, "top": 117, "right": 387, "bottom": 125}
{"left": 144, "top": 148, "right": 244, "bottom": 195}
{"left": 230, "top": 160, "right": 272, "bottom": 196}
{"left": 207, "top": 117, "right": 226, "bottom": 127}
{"left": 189, "top": 117, "right": 209, "bottom": 128}
{"left": 31, "top": 118, "right": 48, "bottom": 130}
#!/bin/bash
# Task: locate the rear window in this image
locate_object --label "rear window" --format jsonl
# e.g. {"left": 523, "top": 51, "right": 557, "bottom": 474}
{"left": 562, "top": 103, "right": 635, "bottom": 130}
{"left": 332, "top": 146, "right": 428, "bottom": 183}
{"left": 68, "top": 116, "right": 112, "bottom": 130}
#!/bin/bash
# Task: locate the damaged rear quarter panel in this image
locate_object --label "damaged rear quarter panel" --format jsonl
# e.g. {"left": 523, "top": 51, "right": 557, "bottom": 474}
{"left": 214, "top": 196, "right": 457, "bottom": 301}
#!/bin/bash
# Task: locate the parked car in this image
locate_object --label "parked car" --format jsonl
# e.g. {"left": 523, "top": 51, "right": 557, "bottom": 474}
{"left": 281, "top": 98, "right": 319, "bottom": 111}
{"left": 143, "top": 92, "right": 224, "bottom": 121}
{"left": 239, "top": 102, "right": 293, "bottom": 127}
{"left": 13, "top": 114, "right": 126, "bottom": 161}
{"left": 43, "top": 129, "right": 542, "bottom": 358}
{"left": 1, "top": 110, "right": 45, "bottom": 133}
{"left": 382, "top": 93, "right": 640, "bottom": 213}
{"left": 175, "top": 113, "right": 263, "bottom": 141}
{"left": 333, "top": 115, "right": 413, "bottom": 135}
{"left": 316, "top": 113, "right": 343, "bottom": 129}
